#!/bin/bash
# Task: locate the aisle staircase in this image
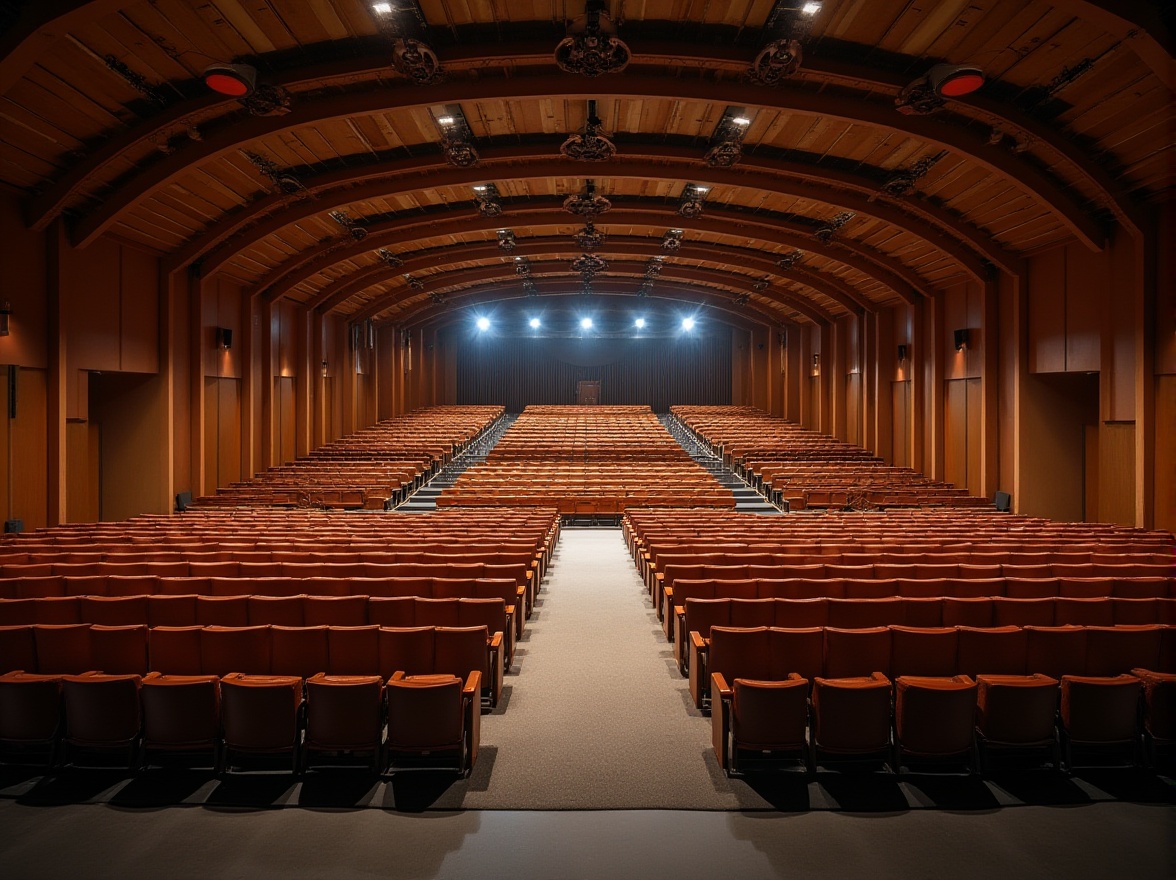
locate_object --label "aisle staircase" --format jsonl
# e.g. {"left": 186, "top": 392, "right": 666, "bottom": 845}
{"left": 660, "top": 414, "right": 782, "bottom": 514}
{"left": 397, "top": 413, "right": 517, "bottom": 511}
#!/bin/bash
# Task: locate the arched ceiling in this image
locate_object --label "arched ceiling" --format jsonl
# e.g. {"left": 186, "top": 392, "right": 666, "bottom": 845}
{"left": 1, "top": 0, "right": 1170, "bottom": 330}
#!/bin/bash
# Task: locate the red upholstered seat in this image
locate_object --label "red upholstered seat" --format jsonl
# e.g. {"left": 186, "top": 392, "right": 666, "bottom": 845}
{"left": 385, "top": 671, "right": 479, "bottom": 776}
{"left": 811, "top": 672, "right": 892, "bottom": 763}
{"left": 894, "top": 675, "right": 978, "bottom": 767}
{"left": 302, "top": 673, "right": 385, "bottom": 772}
{"left": 975, "top": 673, "right": 1060, "bottom": 773}
{"left": 61, "top": 672, "right": 142, "bottom": 768}
{"left": 220, "top": 673, "right": 303, "bottom": 773}
{"left": 140, "top": 672, "right": 222, "bottom": 769}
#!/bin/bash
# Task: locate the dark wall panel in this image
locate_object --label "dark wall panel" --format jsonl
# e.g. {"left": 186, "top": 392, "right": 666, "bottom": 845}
{"left": 456, "top": 334, "right": 731, "bottom": 412}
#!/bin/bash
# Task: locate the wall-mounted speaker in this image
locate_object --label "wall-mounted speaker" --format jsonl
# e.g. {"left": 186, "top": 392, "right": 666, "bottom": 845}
{"left": 216, "top": 327, "right": 233, "bottom": 350}
{"left": 953, "top": 328, "right": 969, "bottom": 351}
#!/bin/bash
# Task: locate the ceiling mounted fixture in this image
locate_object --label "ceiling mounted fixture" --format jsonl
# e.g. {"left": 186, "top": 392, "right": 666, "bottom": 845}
{"left": 203, "top": 62, "right": 256, "bottom": 97}
{"left": 748, "top": 0, "right": 821, "bottom": 85}
{"left": 573, "top": 221, "right": 607, "bottom": 250}
{"left": 239, "top": 84, "right": 292, "bottom": 117}
{"left": 433, "top": 109, "right": 479, "bottom": 167}
{"left": 560, "top": 99, "right": 617, "bottom": 162}
{"left": 375, "top": 248, "right": 403, "bottom": 267}
{"left": 496, "top": 229, "right": 517, "bottom": 252}
{"left": 661, "top": 229, "right": 684, "bottom": 251}
{"left": 429, "top": 292, "right": 446, "bottom": 305}
{"left": 404, "top": 274, "right": 424, "bottom": 290}
{"left": 777, "top": 250, "right": 804, "bottom": 269}
{"left": 514, "top": 256, "right": 531, "bottom": 277}
{"left": 896, "top": 63, "right": 984, "bottom": 115}
{"left": 471, "top": 183, "right": 504, "bottom": 217}
{"left": 328, "top": 210, "right": 368, "bottom": 241}
{"left": 374, "top": 1, "right": 442, "bottom": 84}
{"left": 242, "top": 151, "right": 307, "bottom": 196}
{"left": 563, "top": 180, "right": 612, "bottom": 218}
{"left": 572, "top": 253, "right": 608, "bottom": 283}
{"left": 881, "top": 150, "right": 948, "bottom": 197}
{"left": 705, "top": 110, "right": 752, "bottom": 168}
{"left": 733, "top": 293, "right": 751, "bottom": 306}
{"left": 522, "top": 278, "right": 539, "bottom": 297}
{"left": 813, "top": 211, "right": 854, "bottom": 242}
{"left": 678, "top": 183, "right": 709, "bottom": 219}
{"left": 554, "top": 0, "right": 631, "bottom": 78}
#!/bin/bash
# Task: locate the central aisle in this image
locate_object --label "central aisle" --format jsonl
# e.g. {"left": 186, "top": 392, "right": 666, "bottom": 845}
{"left": 450, "top": 528, "right": 740, "bottom": 810}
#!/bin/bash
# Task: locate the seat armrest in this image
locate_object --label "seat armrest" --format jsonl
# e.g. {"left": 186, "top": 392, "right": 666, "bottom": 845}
{"left": 711, "top": 672, "right": 733, "bottom": 771}
{"left": 688, "top": 632, "right": 711, "bottom": 711}
{"left": 488, "top": 633, "right": 504, "bottom": 708}
{"left": 388, "top": 671, "right": 407, "bottom": 683}
{"left": 660, "top": 587, "right": 674, "bottom": 629}
{"left": 462, "top": 670, "right": 482, "bottom": 773}
{"left": 674, "top": 608, "right": 689, "bottom": 675}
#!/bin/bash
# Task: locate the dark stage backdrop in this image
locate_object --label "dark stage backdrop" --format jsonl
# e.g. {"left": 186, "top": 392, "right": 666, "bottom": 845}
{"left": 455, "top": 334, "right": 732, "bottom": 412}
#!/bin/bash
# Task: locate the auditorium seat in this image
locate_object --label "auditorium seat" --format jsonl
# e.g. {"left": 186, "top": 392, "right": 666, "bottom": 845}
{"left": 302, "top": 673, "right": 385, "bottom": 772}
{"left": 889, "top": 627, "right": 958, "bottom": 678}
{"left": 220, "top": 673, "right": 303, "bottom": 773}
{"left": 811, "top": 672, "right": 892, "bottom": 767}
{"left": 1130, "top": 668, "right": 1176, "bottom": 766}
{"left": 892, "top": 675, "right": 978, "bottom": 772}
{"left": 270, "top": 625, "right": 330, "bottom": 679}
{"left": 0, "top": 671, "right": 63, "bottom": 765}
{"left": 90, "top": 624, "right": 149, "bottom": 676}
{"left": 385, "top": 671, "right": 480, "bottom": 777}
{"left": 712, "top": 674, "right": 811, "bottom": 776}
{"left": 139, "top": 672, "right": 222, "bottom": 770}
{"left": 974, "top": 674, "right": 1061, "bottom": 774}
{"left": 1059, "top": 674, "right": 1142, "bottom": 770}
{"left": 61, "top": 672, "right": 142, "bottom": 768}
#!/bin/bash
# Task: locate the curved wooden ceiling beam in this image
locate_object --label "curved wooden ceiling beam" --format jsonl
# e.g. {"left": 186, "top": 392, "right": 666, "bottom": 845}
{"left": 251, "top": 204, "right": 924, "bottom": 306}
{"left": 177, "top": 153, "right": 999, "bottom": 283}
{"left": 301, "top": 237, "right": 871, "bottom": 317}
{"left": 1056, "top": 1, "right": 1175, "bottom": 91}
{"left": 72, "top": 74, "right": 1103, "bottom": 254}
{"left": 363, "top": 279, "right": 794, "bottom": 332}
{"left": 334, "top": 261, "right": 834, "bottom": 326}
{"left": 27, "top": 41, "right": 1136, "bottom": 235}
{"left": 0, "top": 1, "right": 127, "bottom": 95}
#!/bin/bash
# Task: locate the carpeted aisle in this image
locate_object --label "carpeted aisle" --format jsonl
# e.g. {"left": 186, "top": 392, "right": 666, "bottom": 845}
{"left": 438, "top": 527, "right": 738, "bottom": 810}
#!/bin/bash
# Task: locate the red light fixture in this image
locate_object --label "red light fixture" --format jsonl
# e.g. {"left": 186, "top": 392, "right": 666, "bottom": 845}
{"left": 928, "top": 63, "right": 984, "bottom": 97}
{"left": 202, "top": 63, "right": 256, "bottom": 97}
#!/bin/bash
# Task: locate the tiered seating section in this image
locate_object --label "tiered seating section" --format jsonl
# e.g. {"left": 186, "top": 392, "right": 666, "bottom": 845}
{"left": 672, "top": 405, "right": 988, "bottom": 509}
{"left": 0, "top": 507, "right": 559, "bottom": 772}
{"left": 437, "top": 405, "right": 734, "bottom": 516}
{"left": 194, "top": 405, "right": 504, "bottom": 509}
{"left": 625, "top": 508, "right": 1175, "bottom": 774}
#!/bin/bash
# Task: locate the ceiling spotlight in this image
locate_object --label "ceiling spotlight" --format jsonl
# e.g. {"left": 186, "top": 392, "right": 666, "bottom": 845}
{"left": 580, "top": 317, "right": 593, "bottom": 330}
{"left": 202, "top": 62, "right": 257, "bottom": 97}
{"left": 529, "top": 318, "right": 541, "bottom": 329}
{"left": 802, "top": 2, "right": 823, "bottom": 15}
{"left": 476, "top": 317, "right": 491, "bottom": 331}
{"left": 681, "top": 317, "right": 696, "bottom": 331}
{"left": 372, "top": 2, "right": 394, "bottom": 13}
{"left": 634, "top": 317, "right": 646, "bottom": 329}
{"left": 731, "top": 117, "right": 751, "bottom": 126}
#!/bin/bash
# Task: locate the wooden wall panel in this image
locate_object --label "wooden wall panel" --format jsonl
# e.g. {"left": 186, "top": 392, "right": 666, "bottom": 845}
{"left": 1158, "top": 201, "right": 1176, "bottom": 376}
{"left": 1028, "top": 247, "right": 1067, "bottom": 374}
{"left": 1098, "top": 422, "right": 1136, "bottom": 526}
{"left": 1065, "top": 245, "right": 1106, "bottom": 373}
{"left": 64, "top": 239, "right": 121, "bottom": 374}
{"left": 731, "top": 328, "right": 749, "bottom": 407}
{"left": 11, "top": 368, "right": 48, "bottom": 530}
{"left": 275, "top": 376, "right": 296, "bottom": 465}
{"left": 0, "top": 194, "right": 48, "bottom": 370}
{"left": 966, "top": 377, "right": 982, "bottom": 495}
{"left": 65, "top": 421, "right": 98, "bottom": 524}
{"left": 202, "top": 376, "right": 218, "bottom": 497}
{"left": 1085, "top": 424, "right": 1100, "bottom": 524}
{"left": 277, "top": 301, "right": 298, "bottom": 379}
{"left": 845, "top": 372, "right": 861, "bottom": 447}
{"left": 1106, "top": 230, "right": 1138, "bottom": 422}
{"left": 1154, "top": 375, "right": 1175, "bottom": 535}
{"left": 943, "top": 379, "right": 968, "bottom": 490}
{"left": 891, "top": 380, "right": 911, "bottom": 468}
{"left": 217, "top": 378, "right": 241, "bottom": 490}
{"left": 119, "top": 246, "right": 160, "bottom": 374}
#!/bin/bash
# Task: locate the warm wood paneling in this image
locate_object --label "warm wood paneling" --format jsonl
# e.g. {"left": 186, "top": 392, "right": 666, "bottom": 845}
{"left": 944, "top": 379, "right": 969, "bottom": 490}
{"left": 0, "top": 194, "right": 48, "bottom": 370}
{"left": 891, "top": 380, "right": 911, "bottom": 468}
{"left": 10, "top": 368, "right": 48, "bottom": 530}
{"left": 275, "top": 376, "right": 296, "bottom": 465}
{"left": 845, "top": 372, "right": 861, "bottom": 447}
{"left": 91, "top": 371, "right": 169, "bottom": 520}
{"left": 1098, "top": 421, "right": 1136, "bottom": 526}
{"left": 1065, "top": 245, "right": 1106, "bottom": 373}
{"left": 65, "top": 421, "right": 99, "bottom": 523}
{"left": 1154, "top": 375, "right": 1176, "bottom": 535}
{"left": 1028, "top": 247, "right": 1067, "bottom": 374}
{"left": 203, "top": 376, "right": 241, "bottom": 495}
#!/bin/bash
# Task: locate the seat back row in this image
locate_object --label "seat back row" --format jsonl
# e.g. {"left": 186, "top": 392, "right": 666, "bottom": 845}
{"left": 687, "top": 622, "right": 1175, "bottom": 709}
{"left": 1, "top": 623, "right": 503, "bottom": 707}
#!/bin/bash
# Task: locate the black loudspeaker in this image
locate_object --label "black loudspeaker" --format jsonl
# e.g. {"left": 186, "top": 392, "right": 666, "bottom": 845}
{"left": 175, "top": 492, "right": 193, "bottom": 512}
{"left": 954, "top": 328, "right": 969, "bottom": 351}
{"left": 4, "top": 519, "right": 23, "bottom": 533}
{"left": 994, "top": 490, "right": 1011, "bottom": 512}
{"left": 216, "top": 327, "right": 233, "bottom": 350}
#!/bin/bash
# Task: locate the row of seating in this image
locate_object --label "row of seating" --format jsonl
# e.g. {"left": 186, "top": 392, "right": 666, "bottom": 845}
{"left": 0, "top": 668, "right": 481, "bottom": 776}
{"left": 670, "top": 406, "right": 990, "bottom": 509}
{"left": 439, "top": 406, "right": 733, "bottom": 516}
{"left": 191, "top": 406, "right": 504, "bottom": 509}
{"left": 0, "top": 622, "right": 504, "bottom": 708}
{"left": 711, "top": 667, "right": 1171, "bottom": 776}
{"left": 687, "top": 623, "right": 1174, "bottom": 712}
{"left": 672, "top": 596, "right": 1176, "bottom": 669}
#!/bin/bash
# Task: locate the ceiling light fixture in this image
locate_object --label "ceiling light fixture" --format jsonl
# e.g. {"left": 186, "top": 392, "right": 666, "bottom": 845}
{"left": 529, "top": 317, "right": 541, "bottom": 329}
{"left": 896, "top": 63, "right": 985, "bottom": 115}
{"left": 555, "top": 0, "right": 631, "bottom": 77}
{"left": 580, "top": 317, "right": 593, "bottom": 330}
{"left": 560, "top": 99, "right": 617, "bottom": 162}
{"left": 202, "top": 62, "right": 256, "bottom": 97}
{"left": 476, "top": 316, "right": 490, "bottom": 331}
